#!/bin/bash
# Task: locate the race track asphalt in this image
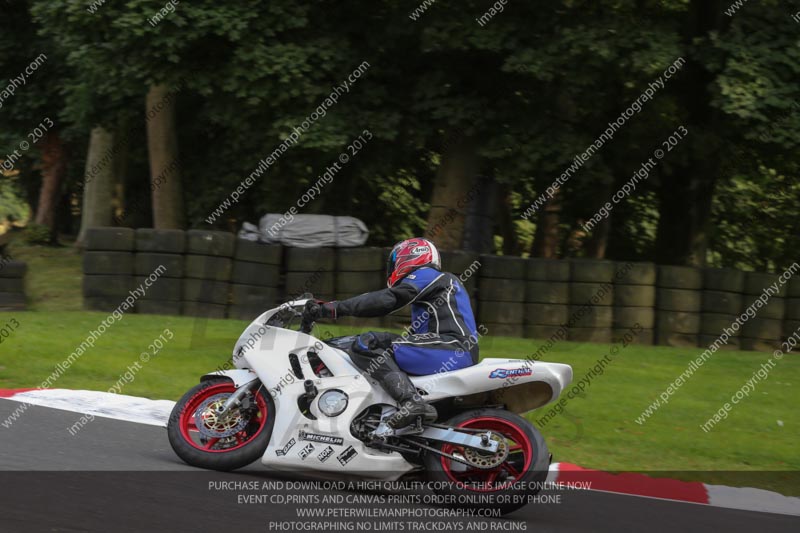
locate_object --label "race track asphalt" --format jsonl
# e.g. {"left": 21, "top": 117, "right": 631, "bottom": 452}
{"left": 0, "top": 401, "right": 797, "bottom": 533}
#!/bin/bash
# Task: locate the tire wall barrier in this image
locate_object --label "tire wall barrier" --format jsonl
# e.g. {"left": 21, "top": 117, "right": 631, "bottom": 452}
{"left": 135, "top": 229, "right": 184, "bottom": 317}
{"left": 655, "top": 265, "right": 703, "bottom": 348}
{"left": 0, "top": 252, "right": 27, "bottom": 312}
{"left": 79, "top": 228, "right": 796, "bottom": 352}
{"left": 230, "top": 240, "right": 281, "bottom": 321}
{"left": 523, "top": 258, "right": 570, "bottom": 341}
{"left": 786, "top": 278, "right": 800, "bottom": 350}
{"left": 740, "top": 272, "right": 785, "bottom": 352}
{"left": 83, "top": 227, "right": 136, "bottom": 313}
{"left": 700, "top": 268, "right": 744, "bottom": 351}
{"left": 613, "top": 262, "right": 656, "bottom": 345}
{"left": 478, "top": 255, "right": 526, "bottom": 338}
{"left": 567, "top": 260, "right": 616, "bottom": 344}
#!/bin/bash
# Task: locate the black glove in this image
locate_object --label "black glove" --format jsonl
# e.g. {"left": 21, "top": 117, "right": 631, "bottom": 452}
{"left": 303, "top": 300, "right": 335, "bottom": 321}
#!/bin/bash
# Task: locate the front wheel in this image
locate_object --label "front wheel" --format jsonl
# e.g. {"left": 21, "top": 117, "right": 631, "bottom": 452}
{"left": 167, "top": 378, "right": 274, "bottom": 471}
{"left": 423, "top": 408, "right": 549, "bottom": 515}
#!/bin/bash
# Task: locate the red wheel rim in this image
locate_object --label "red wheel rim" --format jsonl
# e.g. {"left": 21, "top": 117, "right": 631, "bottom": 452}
{"left": 179, "top": 382, "right": 269, "bottom": 453}
{"left": 440, "top": 417, "right": 534, "bottom": 492}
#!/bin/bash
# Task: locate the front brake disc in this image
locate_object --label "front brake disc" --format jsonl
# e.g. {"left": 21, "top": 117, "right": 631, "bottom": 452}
{"left": 194, "top": 393, "right": 249, "bottom": 438}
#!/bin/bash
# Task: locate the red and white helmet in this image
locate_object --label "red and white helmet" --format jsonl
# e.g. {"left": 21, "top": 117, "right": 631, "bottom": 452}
{"left": 386, "top": 238, "right": 441, "bottom": 287}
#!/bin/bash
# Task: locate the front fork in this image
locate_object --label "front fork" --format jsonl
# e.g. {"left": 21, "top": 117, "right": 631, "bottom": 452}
{"left": 215, "top": 379, "right": 260, "bottom": 417}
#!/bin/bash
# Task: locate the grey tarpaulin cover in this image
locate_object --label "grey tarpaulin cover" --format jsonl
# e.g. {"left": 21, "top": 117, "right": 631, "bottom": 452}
{"left": 238, "top": 214, "right": 369, "bottom": 248}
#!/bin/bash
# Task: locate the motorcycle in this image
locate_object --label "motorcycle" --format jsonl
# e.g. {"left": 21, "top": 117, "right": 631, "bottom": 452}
{"left": 167, "top": 298, "right": 573, "bottom": 514}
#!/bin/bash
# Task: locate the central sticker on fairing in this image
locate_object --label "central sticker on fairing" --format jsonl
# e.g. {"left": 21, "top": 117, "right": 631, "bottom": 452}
{"left": 489, "top": 368, "right": 532, "bottom": 379}
{"left": 275, "top": 438, "right": 296, "bottom": 456}
{"left": 299, "top": 430, "right": 344, "bottom": 446}
{"left": 317, "top": 446, "right": 335, "bottom": 463}
{"left": 336, "top": 446, "right": 358, "bottom": 466}
{"left": 298, "top": 443, "right": 315, "bottom": 460}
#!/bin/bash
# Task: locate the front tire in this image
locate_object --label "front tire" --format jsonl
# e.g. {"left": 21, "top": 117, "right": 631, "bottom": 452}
{"left": 423, "top": 408, "right": 549, "bottom": 515}
{"left": 167, "top": 378, "right": 274, "bottom": 471}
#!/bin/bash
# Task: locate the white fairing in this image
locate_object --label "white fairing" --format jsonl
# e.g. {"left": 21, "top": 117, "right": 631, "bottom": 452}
{"left": 206, "top": 301, "right": 572, "bottom": 479}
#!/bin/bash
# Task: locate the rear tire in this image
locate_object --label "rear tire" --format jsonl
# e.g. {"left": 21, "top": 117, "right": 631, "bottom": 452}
{"left": 424, "top": 408, "right": 549, "bottom": 515}
{"left": 167, "top": 378, "right": 274, "bottom": 471}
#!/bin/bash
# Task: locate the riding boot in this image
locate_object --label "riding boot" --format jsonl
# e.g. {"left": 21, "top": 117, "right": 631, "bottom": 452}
{"left": 380, "top": 370, "right": 438, "bottom": 429}
{"left": 350, "top": 333, "right": 437, "bottom": 429}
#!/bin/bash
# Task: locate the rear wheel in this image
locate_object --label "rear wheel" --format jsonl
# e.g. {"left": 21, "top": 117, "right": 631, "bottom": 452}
{"left": 424, "top": 409, "right": 549, "bottom": 515}
{"left": 167, "top": 378, "right": 274, "bottom": 471}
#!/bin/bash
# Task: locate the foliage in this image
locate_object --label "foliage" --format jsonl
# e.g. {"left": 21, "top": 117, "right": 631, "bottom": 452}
{"left": 710, "top": 170, "right": 800, "bottom": 272}
{"left": 0, "top": 175, "right": 31, "bottom": 224}
{"left": 23, "top": 222, "right": 52, "bottom": 244}
{"left": 0, "top": 0, "right": 794, "bottom": 267}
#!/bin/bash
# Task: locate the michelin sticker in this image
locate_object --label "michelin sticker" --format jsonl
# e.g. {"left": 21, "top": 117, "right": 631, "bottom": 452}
{"left": 299, "top": 430, "right": 344, "bottom": 446}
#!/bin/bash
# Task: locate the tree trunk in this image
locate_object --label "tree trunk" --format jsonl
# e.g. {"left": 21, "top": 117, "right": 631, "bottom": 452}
{"left": 461, "top": 176, "right": 495, "bottom": 254}
{"left": 424, "top": 135, "right": 477, "bottom": 250}
{"left": 530, "top": 190, "right": 562, "bottom": 258}
{"left": 146, "top": 84, "right": 185, "bottom": 229}
{"left": 583, "top": 215, "right": 610, "bottom": 258}
{"left": 112, "top": 121, "right": 129, "bottom": 225}
{"left": 583, "top": 178, "right": 615, "bottom": 258}
{"left": 34, "top": 130, "right": 67, "bottom": 244}
{"left": 654, "top": 0, "right": 723, "bottom": 266}
{"left": 77, "top": 126, "right": 115, "bottom": 247}
{"left": 496, "top": 184, "right": 520, "bottom": 255}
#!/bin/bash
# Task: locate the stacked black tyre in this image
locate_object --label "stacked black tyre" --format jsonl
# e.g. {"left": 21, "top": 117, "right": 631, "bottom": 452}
{"left": 0, "top": 257, "right": 26, "bottom": 311}
{"left": 741, "top": 272, "right": 786, "bottom": 352}
{"left": 613, "top": 262, "right": 656, "bottom": 344}
{"left": 83, "top": 228, "right": 136, "bottom": 312}
{"left": 134, "top": 229, "right": 184, "bottom": 316}
{"left": 568, "top": 260, "right": 615, "bottom": 343}
{"left": 785, "top": 278, "right": 800, "bottom": 343}
{"left": 335, "top": 247, "right": 384, "bottom": 329}
{"left": 656, "top": 266, "right": 702, "bottom": 347}
{"left": 182, "top": 230, "right": 234, "bottom": 319}
{"left": 700, "top": 268, "right": 744, "bottom": 351}
{"left": 523, "top": 259, "right": 570, "bottom": 340}
{"left": 228, "top": 240, "right": 282, "bottom": 321}
{"left": 477, "top": 255, "right": 525, "bottom": 337}
{"left": 284, "top": 248, "right": 336, "bottom": 303}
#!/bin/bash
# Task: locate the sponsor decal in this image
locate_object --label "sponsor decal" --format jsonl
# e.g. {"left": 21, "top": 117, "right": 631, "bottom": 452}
{"left": 411, "top": 246, "right": 430, "bottom": 255}
{"left": 298, "top": 443, "right": 315, "bottom": 460}
{"left": 489, "top": 368, "right": 533, "bottom": 379}
{"left": 318, "top": 446, "right": 335, "bottom": 463}
{"left": 337, "top": 445, "right": 358, "bottom": 466}
{"left": 275, "top": 438, "right": 296, "bottom": 456}
{"left": 298, "top": 430, "right": 344, "bottom": 446}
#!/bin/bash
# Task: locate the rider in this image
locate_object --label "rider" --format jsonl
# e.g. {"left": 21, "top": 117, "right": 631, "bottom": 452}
{"left": 303, "top": 238, "right": 478, "bottom": 430}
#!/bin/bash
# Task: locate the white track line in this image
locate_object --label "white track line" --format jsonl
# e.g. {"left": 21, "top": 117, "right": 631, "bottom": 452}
{"left": 1, "top": 389, "right": 174, "bottom": 427}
